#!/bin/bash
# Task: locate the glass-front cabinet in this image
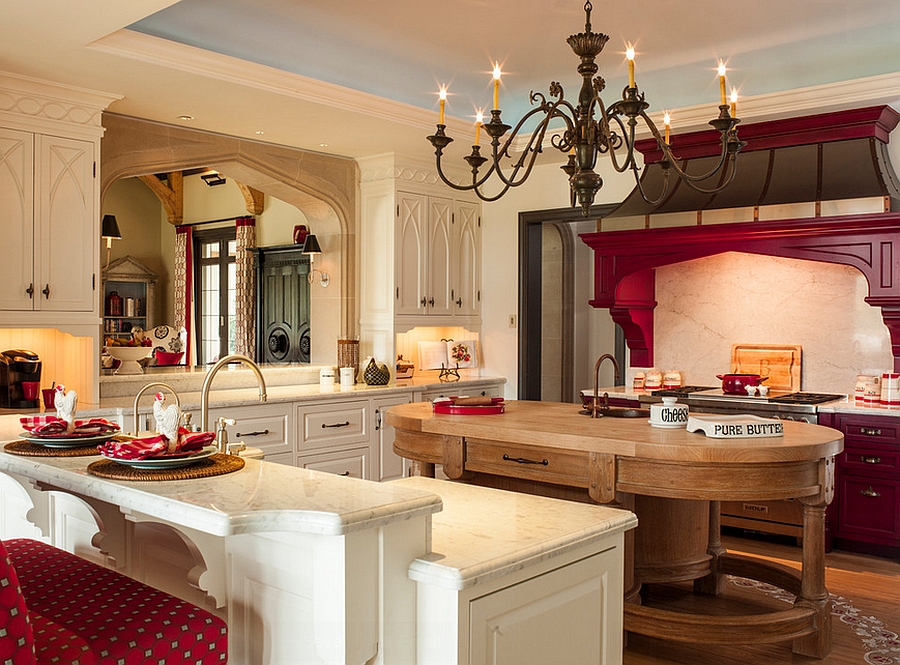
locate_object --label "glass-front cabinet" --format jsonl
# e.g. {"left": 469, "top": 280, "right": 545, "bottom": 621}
{"left": 101, "top": 256, "right": 157, "bottom": 342}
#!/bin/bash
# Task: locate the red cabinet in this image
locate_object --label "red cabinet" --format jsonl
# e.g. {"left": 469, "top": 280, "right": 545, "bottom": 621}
{"left": 821, "top": 412, "right": 900, "bottom": 554}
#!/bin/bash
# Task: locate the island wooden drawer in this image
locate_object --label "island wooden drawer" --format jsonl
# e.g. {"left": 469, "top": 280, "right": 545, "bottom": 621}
{"left": 721, "top": 498, "right": 803, "bottom": 526}
{"left": 298, "top": 401, "right": 369, "bottom": 451}
{"left": 840, "top": 444, "right": 900, "bottom": 477}
{"left": 465, "top": 439, "right": 589, "bottom": 488}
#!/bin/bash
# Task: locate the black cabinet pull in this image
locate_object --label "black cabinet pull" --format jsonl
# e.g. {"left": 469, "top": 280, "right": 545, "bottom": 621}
{"left": 236, "top": 429, "right": 269, "bottom": 437}
{"left": 420, "top": 297, "right": 427, "bottom": 307}
{"left": 428, "top": 297, "right": 435, "bottom": 306}
{"left": 25, "top": 283, "right": 34, "bottom": 299}
{"left": 322, "top": 421, "right": 350, "bottom": 428}
{"left": 860, "top": 427, "right": 882, "bottom": 436}
{"left": 455, "top": 298, "right": 462, "bottom": 307}
{"left": 860, "top": 486, "right": 881, "bottom": 498}
{"left": 42, "top": 284, "right": 50, "bottom": 299}
{"left": 860, "top": 455, "right": 882, "bottom": 464}
{"left": 339, "top": 471, "right": 351, "bottom": 476}
{"left": 502, "top": 454, "right": 548, "bottom": 466}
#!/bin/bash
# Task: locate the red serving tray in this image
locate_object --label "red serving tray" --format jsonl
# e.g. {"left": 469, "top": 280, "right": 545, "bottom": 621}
{"left": 432, "top": 397, "right": 506, "bottom": 415}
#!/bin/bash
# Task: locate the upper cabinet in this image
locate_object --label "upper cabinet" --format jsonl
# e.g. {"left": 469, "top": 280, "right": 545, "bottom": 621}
{"left": 358, "top": 154, "right": 482, "bottom": 362}
{"left": 0, "top": 130, "right": 95, "bottom": 313}
{"left": 0, "top": 72, "right": 118, "bottom": 329}
{"left": 395, "top": 192, "right": 481, "bottom": 319}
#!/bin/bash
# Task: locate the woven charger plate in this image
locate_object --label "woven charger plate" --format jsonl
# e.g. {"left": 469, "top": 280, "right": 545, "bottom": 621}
{"left": 86, "top": 453, "right": 245, "bottom": 481}
{"left": 5, "top": 439, "right": 104, "bottom": 457}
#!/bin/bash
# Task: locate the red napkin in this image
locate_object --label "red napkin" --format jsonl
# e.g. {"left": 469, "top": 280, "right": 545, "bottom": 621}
{"left": 20, "top": 416, "right": 120, "bottom": 438}
{"left": 98, "top": 428, "right": 215, "bottom": 460}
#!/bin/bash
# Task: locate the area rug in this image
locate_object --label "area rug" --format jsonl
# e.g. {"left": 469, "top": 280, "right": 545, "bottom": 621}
{"left": 730, "top": 576, "right": 900, "bottom": 664}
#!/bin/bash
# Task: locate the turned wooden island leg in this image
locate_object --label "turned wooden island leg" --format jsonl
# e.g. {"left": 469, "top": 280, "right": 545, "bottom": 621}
{"left": 695, "top": 500, "right": 727, "bottom": 596}
{"left": 792, "top": 499, "right": 832, "bottom": 658}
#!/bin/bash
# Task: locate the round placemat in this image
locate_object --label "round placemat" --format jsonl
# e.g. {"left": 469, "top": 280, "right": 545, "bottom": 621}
{"left": 4, "top": 440, "right": 101, "bottom": 457}
{"left": 86, "top": 454, "right": 245, "bottom": 481}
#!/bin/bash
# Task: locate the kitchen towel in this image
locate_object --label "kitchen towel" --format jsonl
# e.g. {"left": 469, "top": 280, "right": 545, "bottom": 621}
{"left": 20, "top": 416, "right": 120, "bottom": 438}
{"left": 98, "top": 429, "right": 215, "bottom": 460}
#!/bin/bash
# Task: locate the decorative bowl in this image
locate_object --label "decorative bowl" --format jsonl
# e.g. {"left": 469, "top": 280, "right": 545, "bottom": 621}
{"left": 105, "top": 345, "right": 151, "bottom": 374}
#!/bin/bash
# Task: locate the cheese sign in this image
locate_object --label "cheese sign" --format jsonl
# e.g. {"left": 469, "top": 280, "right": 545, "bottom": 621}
{"left": 686, "top": 414, "right": 785, "bottom": 438}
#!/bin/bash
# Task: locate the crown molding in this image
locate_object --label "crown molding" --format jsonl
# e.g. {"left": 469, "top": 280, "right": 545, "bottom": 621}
{"left": 0, "top": 70, "right": 121, "bottom": 134}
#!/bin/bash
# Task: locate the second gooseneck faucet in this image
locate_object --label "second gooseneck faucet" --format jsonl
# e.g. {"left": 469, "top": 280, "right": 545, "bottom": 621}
{"left": 591, "top": 353, "right": 621, "bottom": 418}
{"left": 200, "top": 354, "right": 268, "bottom": 452}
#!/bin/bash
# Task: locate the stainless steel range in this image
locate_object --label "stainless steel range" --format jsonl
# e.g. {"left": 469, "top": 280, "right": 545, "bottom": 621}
{"left": 638, "top": 386, "right": 848, "bottom": 540}
{"left": 639, "top": 387, "right": 846, "bottom": 424}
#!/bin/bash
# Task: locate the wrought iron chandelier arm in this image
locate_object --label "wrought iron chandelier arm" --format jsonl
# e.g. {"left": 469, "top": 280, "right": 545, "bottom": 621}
{"left": 487, "top": 104, "right": 558, "bottom": 189}
{"left": 600, "top": 106, "right": 639, "bottom": 173}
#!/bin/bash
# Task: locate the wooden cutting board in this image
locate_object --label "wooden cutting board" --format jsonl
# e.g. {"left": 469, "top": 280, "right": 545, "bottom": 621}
{"left": 730, "top": 344, "right": 802, "bottom": 392}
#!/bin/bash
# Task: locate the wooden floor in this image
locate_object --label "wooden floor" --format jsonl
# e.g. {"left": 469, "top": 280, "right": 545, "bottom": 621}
{"left": 624, "top": 532, "right": 900, "bottom": 665}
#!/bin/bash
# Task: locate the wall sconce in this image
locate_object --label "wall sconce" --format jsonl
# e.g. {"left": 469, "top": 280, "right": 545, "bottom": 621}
{"left": 101, "top": 214, "right": 122, "bottom": 270}
{"left": 302, "top": 234, "right": 330, "bottom": 287}
{"left": 200, "top": 171, "right": 226, "bottom": 186}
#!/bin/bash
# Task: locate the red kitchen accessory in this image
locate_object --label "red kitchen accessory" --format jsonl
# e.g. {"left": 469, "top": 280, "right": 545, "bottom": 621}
{"left": 716, "top": 373, "right": 768, "bottom": 395}
{"left": 432, "top": 396, "right": 505, "bottom": 415}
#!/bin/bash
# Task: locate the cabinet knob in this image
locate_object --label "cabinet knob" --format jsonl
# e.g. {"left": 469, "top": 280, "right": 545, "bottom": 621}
{"left": 25, "top": 283, "right": 34, "bottom": 299}
{"left": 42, "top": 284, "right": 50, "bottom": 299}
{"left": 860, "top": 427, "right": 882, "bottom": 436}
{"left": 860, "top": 486, "right": 881, "bottom": 498}
{"left": 428, "top": 297, "right": 435, "bottom": 307}
{"left": 420, "top": 297, "right": 427, "bottom": 307}
{"left": 860, "top": 455, "right": 882, "bottom": 464}
{"left": 455, "top": 298, "right": 463, "bottom": 307}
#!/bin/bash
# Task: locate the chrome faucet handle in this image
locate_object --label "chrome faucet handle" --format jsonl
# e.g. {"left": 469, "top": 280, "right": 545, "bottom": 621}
{"left": 182, "top": 411, "right": 193, "bottom": 431}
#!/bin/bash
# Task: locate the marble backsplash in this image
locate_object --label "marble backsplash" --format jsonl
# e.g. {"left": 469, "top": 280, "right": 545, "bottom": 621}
{"left": 627, "top": 251, "right": 894, "bottom": 395}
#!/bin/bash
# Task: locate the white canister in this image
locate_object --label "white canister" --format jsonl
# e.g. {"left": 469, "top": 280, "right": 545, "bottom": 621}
{"left": 340, "top": 366, "right": 355, "bottom": 387}
{"left": 881, "top": 373, "right": 900, "bottom": 405}
{"left": 644, "top": 369, "right": 662, "bottom": 391}
{"left": 633, "top": 371, "right": 645, "bottom": 392}
{"left": 319, "top": 366, "right": 336, "bottom": 389}
{"left": 856, "top": 374, "right": 879, "bottom": 403}
{"left": 662, "top": 370, "right": 682, "bottom": 390}
{"left": 864, "top": 381, "right": 881, "bottom": 405}
{"left": 649, "top": 397, "right": 689, "bottom": 428}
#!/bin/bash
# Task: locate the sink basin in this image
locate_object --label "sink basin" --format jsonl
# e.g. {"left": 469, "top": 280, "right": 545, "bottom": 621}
{"left": 578, "top": 408, "right": 650, "bottom": 418}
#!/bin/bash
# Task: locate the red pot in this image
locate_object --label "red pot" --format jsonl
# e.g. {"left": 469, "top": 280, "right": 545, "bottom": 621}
{"left": 716, "top": 373, "right": 768, "bottom": 394}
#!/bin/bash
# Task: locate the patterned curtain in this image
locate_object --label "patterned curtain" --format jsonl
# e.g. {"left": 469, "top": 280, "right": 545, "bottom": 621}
{"left": 235, "top": 216, "right": 257, "bottom": 359}
{"left": 173, "top": 225, "right": 194, "bottom": 365}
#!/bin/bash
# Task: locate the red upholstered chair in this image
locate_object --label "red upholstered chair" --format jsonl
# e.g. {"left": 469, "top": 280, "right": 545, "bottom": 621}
{"left": 2, "top": 538, "right": 227, "bottom": 665}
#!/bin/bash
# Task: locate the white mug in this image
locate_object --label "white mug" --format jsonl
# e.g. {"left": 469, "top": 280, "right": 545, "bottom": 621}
{"left": 320, "top": 366, "right": 335, "bottom": 389}
{"left": 340, "top": 366, "right": 355, "bottom": 387}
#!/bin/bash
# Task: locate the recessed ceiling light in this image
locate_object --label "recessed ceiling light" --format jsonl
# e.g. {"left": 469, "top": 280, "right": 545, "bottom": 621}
{"left": 255, "top": 130, "right": 265, "bottom": 135}
{"left": 319, "top": 142, "right": 329, "bottom": 148}
{"left": 177, "top": 115, "right": 194, "bottom": 121}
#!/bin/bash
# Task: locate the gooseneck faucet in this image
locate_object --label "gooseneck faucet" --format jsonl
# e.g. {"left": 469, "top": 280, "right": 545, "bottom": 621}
{"left": 131, "top": 382, "right": 181, "bottom": 435}
{"left": 200, "top": 354, "right": 267, "bottom": 451}
{"left": 591, "top": 353, "right": 621, "bottom": 419}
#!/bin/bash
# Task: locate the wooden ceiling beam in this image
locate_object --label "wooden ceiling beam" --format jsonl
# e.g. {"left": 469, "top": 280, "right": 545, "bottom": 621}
{"left": 137, "top": 171, "right": 184, "bottom": 225}
{"left": 237, "top": 182, "right": 265, "bottom": 215}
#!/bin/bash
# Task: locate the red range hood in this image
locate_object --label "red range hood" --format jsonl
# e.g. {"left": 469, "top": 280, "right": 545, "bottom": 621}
{"left": 580, "top": 106, "right": 900, "bottom": 370}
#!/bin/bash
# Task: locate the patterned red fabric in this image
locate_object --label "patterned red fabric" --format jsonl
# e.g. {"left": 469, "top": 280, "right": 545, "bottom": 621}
{"left": 97, "top": 429, "right": 215, "bottom": 460}
{"left": 0, "top": 539, "right": 36, "bottom": 665}
{"left": 4, "top": 539, "right": 227, "bottom": 665}
{"left": 30, "top": 614, "right": 95, "bottom": 665}
{"left": 19, "top": 416, "right": 120, "bottom": 437}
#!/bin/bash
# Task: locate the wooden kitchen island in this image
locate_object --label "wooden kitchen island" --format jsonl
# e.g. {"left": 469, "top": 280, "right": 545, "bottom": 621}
{"left": 386, "top": 400, "right": 844, "bottom": 659}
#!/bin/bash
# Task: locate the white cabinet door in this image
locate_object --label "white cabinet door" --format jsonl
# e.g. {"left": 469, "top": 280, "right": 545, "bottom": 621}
{"left": 396, "top": 192, "right": 428, "bottom": 315}
{"left": 0, "top": 127, "right": 35, "bottom": 310}
{"left": 36, "top": 135, "right": 95, "bottom": 312}
{"left": 452, "top": 200, "right": 481, "bottom": 318}
{"left": 427, "top": 196, "right": 453, "bottom": 316}
{"left": 373, "top": 394, "right": 412, "bottom": 482}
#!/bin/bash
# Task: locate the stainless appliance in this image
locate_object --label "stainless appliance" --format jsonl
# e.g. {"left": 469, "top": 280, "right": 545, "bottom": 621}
{"left": 0, "top": 349, "right": 42, "bottom": 409}
{"left": 640, "top": 386, "right": 846, "bottom": 540}
{"left": 640, "top": 387, "right": 845, "bottom": 424}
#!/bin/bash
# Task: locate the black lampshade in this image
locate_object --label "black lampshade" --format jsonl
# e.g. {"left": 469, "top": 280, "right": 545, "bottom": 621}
{"left": 101, "top": 214, "right": 122, "bottom": 240}
{"left": 302, "top": 234, "right": 322, "bottom": 254}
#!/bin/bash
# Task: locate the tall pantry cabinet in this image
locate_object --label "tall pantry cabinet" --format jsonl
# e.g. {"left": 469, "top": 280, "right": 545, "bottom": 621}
{"left": 358, "top": 154, "right": 482, "bottom": 366}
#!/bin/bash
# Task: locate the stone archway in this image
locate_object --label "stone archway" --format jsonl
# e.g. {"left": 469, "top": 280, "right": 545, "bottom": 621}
{"left": 100, "top": 113, "right": 359, "bottom": 351}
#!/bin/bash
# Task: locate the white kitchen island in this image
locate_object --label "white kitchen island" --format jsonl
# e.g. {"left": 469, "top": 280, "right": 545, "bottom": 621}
{"left": 0, "top": 412, "right": 636, "bottom": 665}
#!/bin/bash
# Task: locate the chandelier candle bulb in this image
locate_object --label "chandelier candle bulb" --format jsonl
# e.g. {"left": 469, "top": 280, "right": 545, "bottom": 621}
{"left": 492, "top": 63, "right": 502, "bottom": 109}
{"left": 439, "top": 86, "right": 447, "bottom": 125}
{"left": 663, "top": 111, "right": 671, "bottom": 143}
{"left": 718, "top": 61, "right": 728, "bottom": 105}
{"left": 626, "top": 45, "right": 636, "bottom": 88}
{"left": 730, "top": 87, "right": 738, "bottom": 117}
{"left": 474, "top": 109, "right": 483, "bottom": 146}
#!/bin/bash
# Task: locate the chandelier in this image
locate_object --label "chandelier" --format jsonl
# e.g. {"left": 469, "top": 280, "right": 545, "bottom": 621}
{"left": 427, "top": 1, "right": 745, "bottom": 216}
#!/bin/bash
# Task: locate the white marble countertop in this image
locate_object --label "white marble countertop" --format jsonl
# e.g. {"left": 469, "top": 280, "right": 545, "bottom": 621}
{"left": 0, "top": 446, "right": 442, "bottom": 538}
{"left": 398, "top": 476, "right": 637, "bottom": 591}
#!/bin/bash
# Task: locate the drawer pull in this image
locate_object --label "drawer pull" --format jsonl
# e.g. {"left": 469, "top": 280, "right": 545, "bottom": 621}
{"left": 340, "top": 471, "right": 351, "bottom": 477}
{"left": 236, "top": 429, "right": 269, "bottom": 437}
{"left": 860, "top": 427, "right": 882, "bottom": 436}
{"left": 502, "top": 454, "right": 549, "bottom": 466}
{"left": 860, "top": 486, "right": 881, "bottom": 498}
{"left": 860, "top": 455, "right": 882, "bottom": 464}
{"left": 322, "top": 421, "right": 351, "bottom": 429}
